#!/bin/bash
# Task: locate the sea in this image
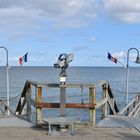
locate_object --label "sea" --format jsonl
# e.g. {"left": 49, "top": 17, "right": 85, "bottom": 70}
{"left": 0, "top": 66, "right": 140, "bottom": 123}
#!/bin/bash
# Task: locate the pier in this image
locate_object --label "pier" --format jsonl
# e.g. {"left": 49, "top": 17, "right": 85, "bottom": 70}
{"left": 0, "top": 80, "right": 140, "bottom": 139}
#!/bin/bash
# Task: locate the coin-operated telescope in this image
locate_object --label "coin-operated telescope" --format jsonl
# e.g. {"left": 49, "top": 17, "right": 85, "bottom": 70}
{"left": 54, "top": 53, "right": 74, "bottom": 117}
{"left": 54, "top": 53, "right": 74, "bottom": 85}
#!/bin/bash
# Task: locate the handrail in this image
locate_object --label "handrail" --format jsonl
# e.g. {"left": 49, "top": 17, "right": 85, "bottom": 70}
{"left": 119, "top": 96, "right": 137, "bottom": 115}
{"left": 128, "top": 102, "right": 140, "bottom": 116}
{"left": 107, "top": 84, "right": 119, "bottom": 113}
{"left": 95, "top": 84, "right": 119, "bottom": 116}
{"left": 0, "top": 98, "right": 14, "bottom": 116}
{"left": 26, "top": 80, "right": 109, "bottom": 88}
{"left": 119, "top": 94, "right": 140, "bottom": 116}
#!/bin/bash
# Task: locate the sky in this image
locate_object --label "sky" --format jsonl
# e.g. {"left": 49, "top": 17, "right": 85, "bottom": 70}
{"left": 0, "top": 0, "right": 140, "bottom": 67}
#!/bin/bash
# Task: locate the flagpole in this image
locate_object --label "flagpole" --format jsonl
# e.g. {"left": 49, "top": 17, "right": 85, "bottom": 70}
{"left": 6, "top": 64, "right": 9, "bottom": 116}
{"left": 117, "top": 60, "right": 126, "bottom": 68}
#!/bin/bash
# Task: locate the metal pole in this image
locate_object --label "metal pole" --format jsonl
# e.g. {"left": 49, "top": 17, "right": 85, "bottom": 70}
{"left": 126, "top": 47, "right": 139, "bottom": 105}
{"left": 60, "top": 85, "right": 66, "bottom": 117}
{"left": 0, "top": 47, "right": 9, "bottom": 116}
{"left": 6, "top": 65, "right": 9, "bottom": 116}
{"left": 60, "top": 76, "right": 66, "bottom": 117}
{"left": 126, "top": 62, "right": 129, "bottom": 105}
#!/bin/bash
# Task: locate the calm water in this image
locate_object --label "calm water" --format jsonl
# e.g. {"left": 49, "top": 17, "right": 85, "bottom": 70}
{"left": 0, "top": 66, "right": 140, "bottom": 123}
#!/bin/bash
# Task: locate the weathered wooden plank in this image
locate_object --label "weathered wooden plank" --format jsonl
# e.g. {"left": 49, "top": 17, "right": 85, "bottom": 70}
{"left": 26, "top": 80, "right": 38, "bottom": 87}
{"left": 102, "top": 84, "right": 108, "bottom": 118}
{"left": 108, "top": 84, "right": 119, "bottom": 113}
{"left": 36, "top": 87, "right": 42, "bottom": 126}
{"left": 89, "top": 87, "right": 96, "bottom": 127}
{"left": 0, "top": 99, "right": 14, "bottom": 115}
{"left": 15, "top": 82, "right": 31, "bottom": 113}
{"left": 95, "top": 97, "right": 108, "bottom": 109}
{"left": 26, "top": 84, "right": 32, "bottom": 120}
{"left": 108, "top": 98, "right": 117, "bottom": 115}
{"left": 36, "top": 103, "right": 95, "bottom": 109}
{"left": 62, "top": 83, "right": 95, "bottom": 88}
{"left": 16, "top": 97, "right": 26, "bottom": 115}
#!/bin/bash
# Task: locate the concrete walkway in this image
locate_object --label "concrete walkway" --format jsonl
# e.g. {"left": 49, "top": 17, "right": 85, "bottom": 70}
{"left": 0, "top": 127, "right": 139, "bottom": 140}
{"left": 0, "top": 116, "right": 33, "bottom": 127}
{"left": 96, "top": 115, "right": 140, "bottom": 132}
{"left": 0, "top": 116, "right": 139, "bottom": 140}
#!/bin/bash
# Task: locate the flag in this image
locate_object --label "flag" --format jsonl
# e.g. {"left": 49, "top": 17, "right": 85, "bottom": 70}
{"left": 107, "top": 52, "right": 117, "bottom": 64}
{"left": 19, "top": 53, "right": 28, "bottom": 66}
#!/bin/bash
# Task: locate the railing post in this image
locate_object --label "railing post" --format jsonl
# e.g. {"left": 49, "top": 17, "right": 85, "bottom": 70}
{"left": 102, "top": 84, "right": 108, "bottom": 118}
{"left": 110, "top": 98, "right": 115, "bottom": 115}
{"left": 126, "top": 108, "right": 129, "bottom": 116}
{"left": 36, "top": 86, "right": 42, "bottom": 126}
{"left": 26, "top": 84, "right": 32, "bottom": 121}
{"left": 89, "top": 87, "right": 96, "bottom": 127}
{"left": 21, "top": 97, "right": 26, "bottom": 115}
{"left": 133, "top": 101, "right": 136, "bottom": 109}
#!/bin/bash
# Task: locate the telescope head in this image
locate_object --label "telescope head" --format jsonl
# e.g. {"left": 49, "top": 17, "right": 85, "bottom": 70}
{"left": 54, "top": 53, "right": 74, "bottom": 77}
{"left": 54, "top": 53, "right": 74, "bottom": 69}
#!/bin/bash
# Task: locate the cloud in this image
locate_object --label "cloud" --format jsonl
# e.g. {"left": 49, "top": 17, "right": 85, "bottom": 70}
{"left": 89, "top": 37, "right": 96, "bottom": 43}
{"left": 0, "top": 0, "right": 140, "bottom": 32}
{"left": 113, "top": 51, "right": 125, "bottom": 59}
{"left": 1, "top": 0, "right": 140, "bottom": 48}
{"left": 71, "top": 46, "right": 89, "bottom": 52}
{"left": 37, "top": 0, "right": 99, "bottom": 19}
{"left": 0, "top": 0, "right": 100, "bottom": 30}
{"left": 112, "top": 50, "right": 139, "bottom": 64}
{"left": 44, "top": 0, "right": 100, "bottom": 28}
{"left": 10, "top": 32, "right": 29, "bottom": 43}
{"left": 104, "top": 0, "right": 140, "bottom": 23}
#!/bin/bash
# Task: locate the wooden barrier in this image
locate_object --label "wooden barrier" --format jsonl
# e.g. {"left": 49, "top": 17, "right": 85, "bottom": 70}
{"left": 15, "top": 80, "right": 120, "bottom": 127}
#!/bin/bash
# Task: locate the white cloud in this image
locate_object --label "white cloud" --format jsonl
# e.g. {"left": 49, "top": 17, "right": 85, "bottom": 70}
{"left": 89, "top": 37, "right": 96, "bottom": 43}
{"left": 37, "top": 0, "right": 99, "bottom": 19}
{"left": 104, "top": 0, "right": 140, "bottom": 23}
{"left": 71, "top": 46, "right": 89, "bottom": 52}
{"left": 112, "top": 50, "right": 139, "bottom": 64}
{"left": 1, "top": 0, "right": 140, "bottom": 50}
{"left": 113, "top": 51, "right": 125, "bottom": 59}
{"left": 0, "top": 0, "right": 102, "bottom": 45}
{"left": 0, "top": 0, "right": 100, "bottom": 30}
{"left": 0, "top": 0, "right": 140, "bottom": 31}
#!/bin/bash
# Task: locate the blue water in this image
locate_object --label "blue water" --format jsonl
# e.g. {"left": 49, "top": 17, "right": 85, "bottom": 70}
{"left": 0, "top": 66, "right": 140, "bottom": 123}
